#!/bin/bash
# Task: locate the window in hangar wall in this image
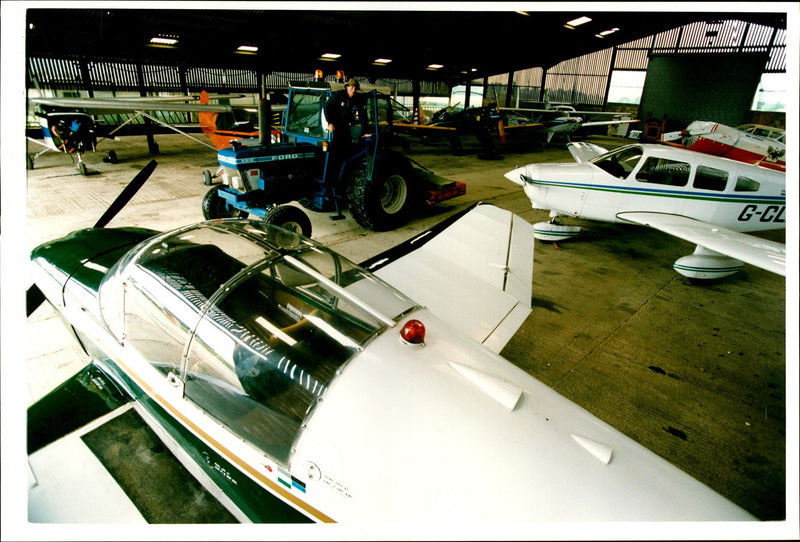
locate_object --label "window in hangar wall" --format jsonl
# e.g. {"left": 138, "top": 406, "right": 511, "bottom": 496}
{"left": 751, "top": 73, "right": 787, "bottom": 112}
{"left": 606, "top": 70, "right": 647, "bottom": 105}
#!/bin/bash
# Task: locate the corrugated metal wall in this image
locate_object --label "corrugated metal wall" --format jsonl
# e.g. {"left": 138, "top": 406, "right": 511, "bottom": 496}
{"left": 487, "top": 18, "right": 786, "bottom": 107}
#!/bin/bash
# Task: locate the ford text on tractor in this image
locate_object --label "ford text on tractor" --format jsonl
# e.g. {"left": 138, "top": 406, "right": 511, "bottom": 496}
{"left": 201, "top": 81, "right": 467, "bottom": 236}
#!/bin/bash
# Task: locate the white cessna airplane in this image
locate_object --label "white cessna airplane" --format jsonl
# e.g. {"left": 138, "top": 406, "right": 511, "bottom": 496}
{"left": 504, "top": 142, "right": 786, "bottom": 280}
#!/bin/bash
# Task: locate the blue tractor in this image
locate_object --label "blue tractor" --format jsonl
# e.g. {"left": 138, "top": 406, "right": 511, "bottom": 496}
{"left": 201, "top": 81, "right": 466, "bottom": 236}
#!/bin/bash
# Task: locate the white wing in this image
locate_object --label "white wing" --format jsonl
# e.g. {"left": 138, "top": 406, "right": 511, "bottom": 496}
{"left": 617, "top": 211, "right": 786, "bottom": 276}
{"left": 367, "top": 205, "right": 534, "bottom": 353}
{"left": 31, "top": 97, "right": 235, "bottom": 113}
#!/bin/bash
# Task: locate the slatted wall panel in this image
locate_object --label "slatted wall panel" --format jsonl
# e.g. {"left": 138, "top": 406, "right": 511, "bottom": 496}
{"left": 87, "top": 60, "right": 140, "bottom": 90}
{"left": 141, "top": 64, "right": 182, "bottom": 92}
{"left": 545, "top": 48, "right": 612, "bottom": 105}
{"left": 28, "top": 57, "right": 82, "bottom": 90}
{"left": 185, "top": 66, "right": 258, "bottom": 92}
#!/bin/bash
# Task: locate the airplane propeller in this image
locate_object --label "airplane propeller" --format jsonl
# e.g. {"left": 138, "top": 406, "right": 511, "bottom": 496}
{"left": 26, "top": 160, "right": 158, "bottom": 317}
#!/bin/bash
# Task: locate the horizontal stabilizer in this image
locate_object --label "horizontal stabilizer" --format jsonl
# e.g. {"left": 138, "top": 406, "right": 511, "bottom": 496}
{"left": 617, "top": 211, "right": 785, "bottom": 276}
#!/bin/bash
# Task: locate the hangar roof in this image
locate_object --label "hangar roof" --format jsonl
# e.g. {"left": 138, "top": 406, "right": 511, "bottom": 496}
{"left": 25, "top": 6, "right": 788, "bottom": 84}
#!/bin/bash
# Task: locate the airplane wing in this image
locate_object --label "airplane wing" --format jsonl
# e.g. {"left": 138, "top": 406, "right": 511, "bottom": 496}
{"left": 361, "top": 204, "right": 534, "bottom": 352}
{"left": 580, "top": 118, "right": 639, "bottom": 127}
{"left": 392, "top": 122, "right": 457, "bottom": 133}
{"left": 617, "top": 211, "right": 786, "bottom": 276}
{"left": 31, "top": 96, "right": 235, "bottom": 113}
{"left": 500, "top": 106, "right": 633, "bottom": 117}
{"left": 27, "top": 364, "right": 244, "bottom": 523}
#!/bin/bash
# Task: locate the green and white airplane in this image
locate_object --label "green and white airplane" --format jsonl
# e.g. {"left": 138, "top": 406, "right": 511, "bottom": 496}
{"left": 26, "top": 162, "right": 755, "bottom": 523}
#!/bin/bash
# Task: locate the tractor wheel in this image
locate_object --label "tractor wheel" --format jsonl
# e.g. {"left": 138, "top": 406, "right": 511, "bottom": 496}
{"left": 262, "top": 205, "right": 312, "bottom": 238}
{"left": 347, "top": 156, "right": 412, "bottom": 231}
{"left": 201, "top": 186, "right": 248, "bottom": 220}
{"left": 202, "top": 169, "right": 213, "bottom": 186}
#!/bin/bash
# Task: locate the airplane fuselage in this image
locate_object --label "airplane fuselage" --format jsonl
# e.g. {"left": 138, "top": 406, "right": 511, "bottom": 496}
{"left": 28, "top": 211, "right": 756, "bottom": 522}
{"left": 506, "top": 143, "right": 786, "bottom": 233}
{"left": 664, "top": 121, "right": 786, "bottom": 172}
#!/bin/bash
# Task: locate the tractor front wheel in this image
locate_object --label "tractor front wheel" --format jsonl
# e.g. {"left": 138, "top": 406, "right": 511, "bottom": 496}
{"left": 347, "top": 159, "right": 412, "bottom": 231}
{"left": 201, "top": 186, "right": 248, "bottom": 220}
{"left": 262, "top": 205, "right": 312, "bottom": 238}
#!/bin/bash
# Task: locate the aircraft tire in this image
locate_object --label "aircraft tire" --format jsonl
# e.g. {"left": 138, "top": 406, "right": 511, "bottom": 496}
{"left": 79, "top": 162, "right": 88, "bottom": 176}
{"left": 26, "top": 154, "right": 34, "bottom": 170}
{"left": 347, "top": 154, "right": 412, "bottom": 231}
{"left": 202, "top": 170, "right": 213, "bottom": 186}
{"left": 201, "top": 186, "right": 248, "bottom": 220}
{"left": 262, "top": 205, "right": 312, "bottom": 238}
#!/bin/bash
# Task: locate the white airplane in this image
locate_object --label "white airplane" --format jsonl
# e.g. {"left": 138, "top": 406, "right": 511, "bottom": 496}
{"left": 661, "top": 120, "right": 786, "bottom": 172}
{"left": 505, "top": 142, "right": 786, "bottom": 280}
{"left": 26, "top": 163, "right": 756, "bottom": 522}
{"left": 27, "top": 93, "right": 244, "bottom": 174}
{"left": 499, "top": 93, "right": 638, "bottom": 145}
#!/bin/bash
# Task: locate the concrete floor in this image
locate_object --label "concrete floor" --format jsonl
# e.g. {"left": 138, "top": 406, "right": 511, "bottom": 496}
{"left": 19, "top": 128, "right": 792, "bottom": 524}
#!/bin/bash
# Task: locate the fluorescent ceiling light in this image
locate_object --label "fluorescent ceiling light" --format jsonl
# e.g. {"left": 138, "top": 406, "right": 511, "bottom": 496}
{"left": 150, "top": 36, "right": 178, "bottom": 45}
{"left": 321, "top": 53, "right": 341, "bottom": 59}
{"left": 565, "top": 16, "right": 592, "bottom": 29}
{"left": 427, "top": 64, "right": 444, "bottom": 69}
{"left": 595, "top": 27, "right": 620, "bottom": 38}
{"left": 237, "top": 45, "right": 258, "bottom": 53}
{"left": 374, "top": 58, "right": 392, "bottom": 64}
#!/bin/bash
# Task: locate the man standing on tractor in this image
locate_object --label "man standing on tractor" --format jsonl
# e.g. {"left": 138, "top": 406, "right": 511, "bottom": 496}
{"left": 324, "top": 78, "right": 370, "bottom": 185}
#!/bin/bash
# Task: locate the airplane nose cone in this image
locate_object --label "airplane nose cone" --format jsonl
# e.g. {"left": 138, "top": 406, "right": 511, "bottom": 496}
{"left": 504, "top": 166, "right": 527, "bottom": 186}
{"left": 504, "top": 165, "right": 538, "bottom": 186}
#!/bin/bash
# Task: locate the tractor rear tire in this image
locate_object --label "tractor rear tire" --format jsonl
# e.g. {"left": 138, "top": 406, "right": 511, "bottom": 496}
{"left": 262, "top": 205, "right": 312, "bottom": 238}
{"left": 201, "top": 186, "right": 249, "bottom": 220}
{"left": 347, "top": 157, "right": 412, "bottom": 231}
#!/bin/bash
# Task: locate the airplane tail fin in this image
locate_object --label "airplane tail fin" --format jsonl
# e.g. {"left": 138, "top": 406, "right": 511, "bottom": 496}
{"left": 198, "top": 90, "right": 218, "bottom": 139}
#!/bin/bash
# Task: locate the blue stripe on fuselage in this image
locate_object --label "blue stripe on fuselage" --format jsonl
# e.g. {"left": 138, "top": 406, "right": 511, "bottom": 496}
{"left": 526, "top": 178, "right": 785, "bottom": 204}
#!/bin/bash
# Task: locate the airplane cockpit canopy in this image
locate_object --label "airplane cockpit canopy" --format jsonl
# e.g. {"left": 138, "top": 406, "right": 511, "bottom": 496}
{"left": 99, "top": 219, "right": 418, "bottom": 464}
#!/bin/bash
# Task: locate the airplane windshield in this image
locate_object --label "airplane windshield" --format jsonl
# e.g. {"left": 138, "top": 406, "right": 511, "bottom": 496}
{"left": 589, "top": 145, "right": 644, "bottom": 179}
{"left": 103, "top": 219, "right": 417, "bottom": 464}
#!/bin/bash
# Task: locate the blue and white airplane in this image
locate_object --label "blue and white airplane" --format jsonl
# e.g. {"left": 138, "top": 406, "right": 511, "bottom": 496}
{"left": 505, "top": 141, "right": 786, "bottom": 280}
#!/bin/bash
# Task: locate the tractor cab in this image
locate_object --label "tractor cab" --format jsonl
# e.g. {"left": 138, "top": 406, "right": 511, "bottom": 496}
{"left": 201, "top": 76, "right": 466, "bottom": 235}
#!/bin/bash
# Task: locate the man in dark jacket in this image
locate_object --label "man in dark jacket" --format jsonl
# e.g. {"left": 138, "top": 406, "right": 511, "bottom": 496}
{"left": 323, "top": 78, "right": 369, "bottom": 183}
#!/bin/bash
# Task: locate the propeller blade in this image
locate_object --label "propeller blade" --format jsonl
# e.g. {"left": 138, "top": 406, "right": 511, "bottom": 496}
{"left": 26, "top": 284, "right": 47, "bottom": 317}
{"left": 93, "top": 159, "right": 157, "bottom": 228}
{"left": 498, "top": 119, "right": 506, "bottom": 145}
{"left": 27, "top": 160, "right": 158, "bottom": 317}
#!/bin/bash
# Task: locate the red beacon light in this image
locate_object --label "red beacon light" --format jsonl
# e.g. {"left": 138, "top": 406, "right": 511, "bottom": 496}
{"left": 399, "top": 319, "right": 426, "bottom": 346}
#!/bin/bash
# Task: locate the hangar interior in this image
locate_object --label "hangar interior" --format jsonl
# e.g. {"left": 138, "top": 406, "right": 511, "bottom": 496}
{"left": 25, "top": 9, "right": 788, "bottom": 134}
{"left": 12, "top": 3, "right": 794, "bottom": 532}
